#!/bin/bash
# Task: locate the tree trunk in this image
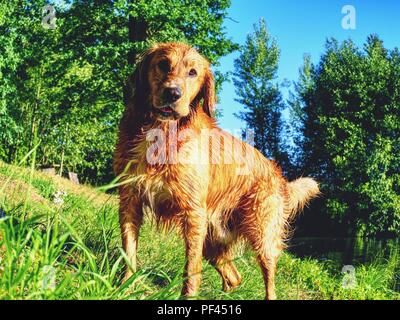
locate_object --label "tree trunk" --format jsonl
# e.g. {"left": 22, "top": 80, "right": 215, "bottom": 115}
{"left": 124, "top": 2, "right": 148, "bottom": 105}
{"left": 127, "top": 11, "right": 148, "bottom": 65}
{"left": 29, "top": 67, "right": 44, "bottom": 152}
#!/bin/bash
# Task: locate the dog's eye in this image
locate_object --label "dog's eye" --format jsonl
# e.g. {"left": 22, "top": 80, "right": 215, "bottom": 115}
{"left": 189, "top": 69, "right": 197, "bottom": 77}
{"left": 157, "top": 60, "right": 170, "bottom": 73}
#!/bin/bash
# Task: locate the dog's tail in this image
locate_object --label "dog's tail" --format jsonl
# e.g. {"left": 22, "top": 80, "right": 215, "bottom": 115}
{"left": 286, "top": 177, "right": 320, "bottom": 218}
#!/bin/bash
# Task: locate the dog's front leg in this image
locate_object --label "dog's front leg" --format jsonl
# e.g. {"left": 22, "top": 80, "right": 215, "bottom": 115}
{"left": 119, "top": 189, "right": 143, "bottom": 283}
{"left": 181, "top": 210, "right": 207, "bottom": 298}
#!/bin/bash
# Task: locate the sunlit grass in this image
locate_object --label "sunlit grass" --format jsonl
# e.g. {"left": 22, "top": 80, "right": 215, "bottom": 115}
{"left": 0, "top": 159, "right": 398, "bottom": 300}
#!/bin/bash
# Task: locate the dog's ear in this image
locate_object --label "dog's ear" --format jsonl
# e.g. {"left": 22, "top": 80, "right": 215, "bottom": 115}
{"left": 124, "top": 45, "right": 158, "bottom": 106}
{"left": 201, "top": 68, "right": 216, "bottom": 117}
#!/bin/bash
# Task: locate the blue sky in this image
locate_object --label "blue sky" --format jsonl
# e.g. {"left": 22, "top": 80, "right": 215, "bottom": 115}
{"left": 217, "top": 0, "right": 400, "bottom": 130}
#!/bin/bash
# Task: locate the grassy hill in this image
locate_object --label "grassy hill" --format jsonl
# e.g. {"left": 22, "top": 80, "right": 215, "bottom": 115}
{"left": 0, "top": 160, "right": 398, "bottom": 300}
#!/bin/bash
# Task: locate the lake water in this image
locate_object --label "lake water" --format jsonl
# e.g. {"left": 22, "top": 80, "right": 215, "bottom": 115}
{"left": 288, "top": 237, "right": 399, "bottom": 266}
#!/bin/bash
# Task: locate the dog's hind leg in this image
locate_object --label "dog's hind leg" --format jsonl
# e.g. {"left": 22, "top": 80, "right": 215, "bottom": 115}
{"left": 256, "top": 251, "right": 279, "bottom": 300}
{"left": 242, "top": 192, "right": 285, "bottom": 300}
{"left": 204, "top": 239, "right": 242, "bottom": 292}
{"left": 119, "top": 188, "right": 143, "bottom": 283}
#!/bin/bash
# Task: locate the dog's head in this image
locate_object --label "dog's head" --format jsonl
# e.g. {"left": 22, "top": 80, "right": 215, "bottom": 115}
{"left": 130, "top": 42, "right": 215, "bottom": 121}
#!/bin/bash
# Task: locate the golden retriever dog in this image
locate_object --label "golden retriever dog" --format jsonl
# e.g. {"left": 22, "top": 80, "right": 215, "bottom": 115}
{"left": 114, "top": 42, "right": 319, "bottom": 300}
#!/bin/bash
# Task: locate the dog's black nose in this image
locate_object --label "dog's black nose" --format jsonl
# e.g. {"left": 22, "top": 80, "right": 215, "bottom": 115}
{"left": 163, "top": 87, "right": 182, "bottom": 103}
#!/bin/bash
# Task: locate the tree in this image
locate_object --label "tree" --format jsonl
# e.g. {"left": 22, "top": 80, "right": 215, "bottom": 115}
{"left": 123, "top": 0, "right": 237, "bottom": 103}
{"left": 233, "top": 18, "right": 288, "bottom": 167}
{"left": 288, "top": 54, "right": 313, "bottom": 171}
{"left": 0, "top": 0, "right": 61, "bottom": 163}
{"left": 125, "top": 0, "right": 236, "bottom": 64}
{"left": 291, "top": 36, "right": 400, "bottom": 236}
{"left": 0, "top": 0, "right": 237, "bottom": 184}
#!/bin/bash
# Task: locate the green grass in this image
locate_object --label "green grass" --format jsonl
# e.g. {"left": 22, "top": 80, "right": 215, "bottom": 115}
{"left": 0, "top": 160, "right": 399, "bottom": 300}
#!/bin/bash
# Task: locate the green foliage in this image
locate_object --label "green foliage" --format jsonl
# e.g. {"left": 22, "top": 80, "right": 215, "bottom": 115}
{"left": 233, "top": 19, "right": 288, "bottom": 167}
{"left": 291, "top": 36, "right": 400, "bottom": 236}
{"left": 0, "top": 0, "right": 236, "bottom": 184}
{"left": 126, "top": 0, "right": 236, "bottom": 61}
{"left": 0, "top": 1, "right": 26, "bottom": 161}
